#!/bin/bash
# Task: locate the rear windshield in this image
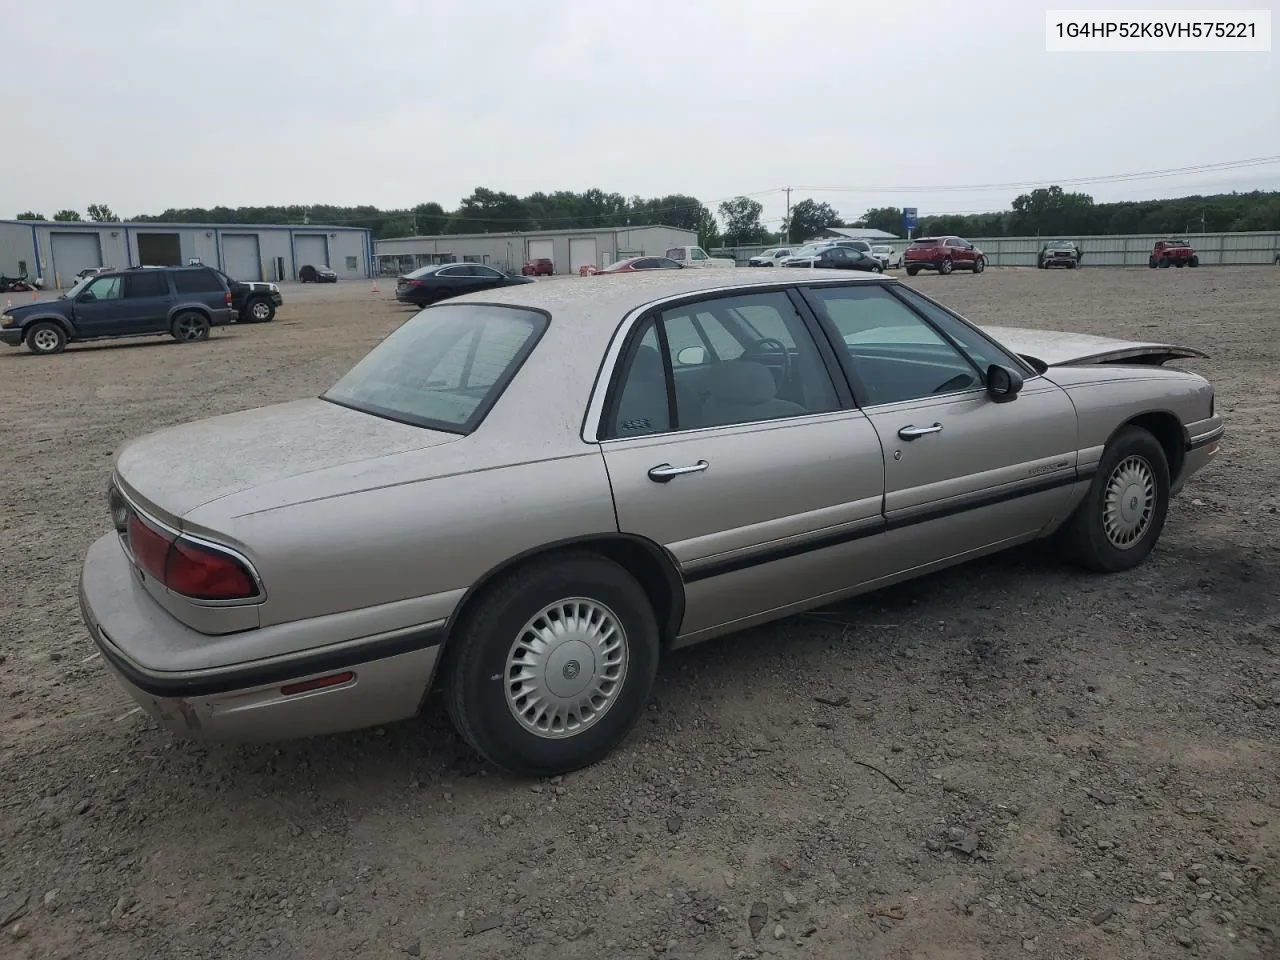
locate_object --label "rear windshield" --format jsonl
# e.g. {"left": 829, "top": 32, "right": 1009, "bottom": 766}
{"left": 910, "top": 239, "right": 940, "bottom": 247}
{"left": 322, "top": 304, "right": 548, "bottom": 433}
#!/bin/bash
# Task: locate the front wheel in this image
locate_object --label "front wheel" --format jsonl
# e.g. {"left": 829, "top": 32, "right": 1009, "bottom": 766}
{"left": 444, "top": 552, "right": 660, "bottom": 776}
{"left": 871, "top": 264, "right": 882, "bottom": 273}
{"left": 171, "top": 312, "right": 210, "bottom": 342}
{"left": 246, "top": 298, "right": 276, "bottom": 322}
{"left": 26, "top": 321, "right": 67, "bottom": 355}
{"left": 1148, "top": 257, "right": 1157, "bottom": 268}
{"left": 1057, "top": 426, "right": 1170, "bottom": 573}
{"left": 1159, "top": 257, "right": 1172, "bottom": 268}
{"left": 905, "top": 266, "right": 919, "bottom": 276}
{"left": 973, "top": 257, "right": 985, "bottom": 274}
{"left": 1189, "top": 256, "right": 1199, "bottom": 267}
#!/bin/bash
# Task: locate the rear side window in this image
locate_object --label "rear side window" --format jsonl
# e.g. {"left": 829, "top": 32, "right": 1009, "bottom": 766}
{"left": 323, "top": 304, "right": 548, "bottom": 434}
{"left": 665, "top": 248, "right": 683, "bottom": 260}
{"left": 125, "top": 272, "right": 169, "bottom": 298}
{"left": 171, "top": 269, "right": 224, "bottom": 294}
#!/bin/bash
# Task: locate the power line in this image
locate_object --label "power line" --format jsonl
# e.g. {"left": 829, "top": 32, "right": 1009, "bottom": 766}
{"left": 791, "top": 155, "right": 1280, "bottom": 195}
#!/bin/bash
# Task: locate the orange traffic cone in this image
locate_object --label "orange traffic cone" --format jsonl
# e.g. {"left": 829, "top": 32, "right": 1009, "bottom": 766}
{"left": 31, "top": 288, "right": 37, "bottom": 300}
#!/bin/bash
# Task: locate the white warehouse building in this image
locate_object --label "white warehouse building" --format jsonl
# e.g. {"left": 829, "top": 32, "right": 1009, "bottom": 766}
{"left": 0, "top": 218, "right": 374, "bottom": 288}
{"left": 374, "top": 224, "right": 699, "bottom": 277}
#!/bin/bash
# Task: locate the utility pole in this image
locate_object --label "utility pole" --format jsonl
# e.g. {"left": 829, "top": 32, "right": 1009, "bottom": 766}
{"left": 783, "top": 186, "right": 792, "bottom": 243}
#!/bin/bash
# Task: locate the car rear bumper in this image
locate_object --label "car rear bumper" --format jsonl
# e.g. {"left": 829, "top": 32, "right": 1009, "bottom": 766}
{"left": 78, "top": 532, "right": 443, "bottom": 742}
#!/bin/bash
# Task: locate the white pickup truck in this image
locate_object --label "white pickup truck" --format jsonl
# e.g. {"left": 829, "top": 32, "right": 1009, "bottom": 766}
{"left": 664, "top": 245, "right": 736, "bottom": 268}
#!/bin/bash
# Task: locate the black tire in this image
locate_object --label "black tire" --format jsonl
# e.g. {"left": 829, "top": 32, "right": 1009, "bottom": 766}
{"left": 973, "top": 257, "right": 985, "bottom": 274}
{"left": 1057, "top": 426, "right": 1170, "bottom": 574}
{"left": 1067, "top": 260, "right": 1077, "bottom": 269}
{"left": 245, "top": 298, "right": 276, "bottom": 322}
{"left": 871, "top": 264, "right": 882, "bottom": 273}
{"left": 171, "top": 312, "right": 210, "bottom": 343}
{"left": 906, "top": 266, "right": 919, "bottom": 276}
{"left": 1189, "top": 256, "right": 1199, "bottom": 267}
{"left": 26, "top": 321, "right": 67, "bottom": 355}
{"left": 1148, "top": 257, "right": 1157, "bottom": 269}
{"left": 1159, "top": 257, "right": 1172, "bottom": 268}
{"left": 444, "top": 552, "right": 660, "bottom": 776}
{"left": 1174, "top": 261, "right": 1184, "bottom": 268}
{"left": 939, "top": 259, "right": 953, "bottom": 275}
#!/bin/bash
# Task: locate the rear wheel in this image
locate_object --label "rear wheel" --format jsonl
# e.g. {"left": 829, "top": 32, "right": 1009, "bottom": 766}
{"left": 171, "top": 312, "right": 210, "bottom": 343}
{"left": 906, "top": 266, "right": 919, "bottom": 276}
{"left": 444, "top": 553, "right": 660, "bottom": 775}
{"left": 1058, "top": 426, "right": 1170, "bottom": 573}
{"left": 26, "top": 321, "right": 66, "bottom": 355}
{"left": 939, "top": 259, "right": 953, "bottom": 275}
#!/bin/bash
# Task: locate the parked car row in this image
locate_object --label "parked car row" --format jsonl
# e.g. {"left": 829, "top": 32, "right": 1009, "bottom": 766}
{"left": 1, "top": 264, "right": 283, "bottom": 355}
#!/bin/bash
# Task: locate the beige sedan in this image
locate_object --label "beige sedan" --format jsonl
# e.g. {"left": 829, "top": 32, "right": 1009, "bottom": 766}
{"left": 79, "top": 270, "right": 1224, "bottom": 774}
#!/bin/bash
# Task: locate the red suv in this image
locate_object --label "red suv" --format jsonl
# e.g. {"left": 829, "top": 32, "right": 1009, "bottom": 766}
{"left": 1148, "top": 239, "right": 1199, "bottom": 269}
{"left": 521, "top": 258, "right": 554, "bottom": 276}
{"left": 904, "top": 236, "right": 986, "bottom": 276}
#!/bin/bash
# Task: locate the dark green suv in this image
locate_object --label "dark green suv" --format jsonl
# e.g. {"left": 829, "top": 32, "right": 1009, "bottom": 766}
{"left": 0, "top": 265, "right": 237, "bottom": 356}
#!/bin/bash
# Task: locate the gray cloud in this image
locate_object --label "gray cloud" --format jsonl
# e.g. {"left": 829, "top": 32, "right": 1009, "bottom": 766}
{"left": 4, "top": 0, "right": 1276, "bottom": 225}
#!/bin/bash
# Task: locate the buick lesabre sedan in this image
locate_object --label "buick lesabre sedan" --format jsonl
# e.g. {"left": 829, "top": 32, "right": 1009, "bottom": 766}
{"left": 79, "top": 271, "right": 1224, "bottom": 775}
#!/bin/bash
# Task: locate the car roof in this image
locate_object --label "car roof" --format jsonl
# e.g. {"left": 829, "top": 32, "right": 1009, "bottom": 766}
{"left": 449, "top": 267, "right": 883, "bottom": 319}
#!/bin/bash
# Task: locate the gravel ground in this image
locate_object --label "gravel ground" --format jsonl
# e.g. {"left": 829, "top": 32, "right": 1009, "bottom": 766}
{"left": 1, "top": 267, "right": 1276, "bottom": 960}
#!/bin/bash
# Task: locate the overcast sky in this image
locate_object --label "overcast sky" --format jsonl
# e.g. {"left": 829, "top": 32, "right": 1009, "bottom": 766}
{"left": 3, "top": 0, "right": 1276, "bottom": 226}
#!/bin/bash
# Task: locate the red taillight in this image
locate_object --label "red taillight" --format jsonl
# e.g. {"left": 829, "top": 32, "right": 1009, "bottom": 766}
{"left": 224, "top": 291, "right": 232, "bottom": 305}
{"left": 166, "top": 539, "right": 256, "bottom": 600}
{"left": 124, "top": 511, "right": 257, "bottom": 601}
{"left": 126, "top": 513, "right": 171, "bottom": 582}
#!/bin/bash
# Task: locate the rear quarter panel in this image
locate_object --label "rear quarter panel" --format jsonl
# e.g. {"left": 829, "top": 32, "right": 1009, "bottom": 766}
{"left": 194, "top": 448, "right": 619, "bottom": 631}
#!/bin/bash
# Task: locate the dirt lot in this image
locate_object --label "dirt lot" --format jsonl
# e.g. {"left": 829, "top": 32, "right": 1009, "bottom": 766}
{"left": 1, "top": 267, "right": 1276, "bottom": 960}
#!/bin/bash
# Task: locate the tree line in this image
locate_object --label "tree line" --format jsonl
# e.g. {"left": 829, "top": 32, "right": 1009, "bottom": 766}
{"left": 13, "top": 186, "right": 1280, "bottom": 248}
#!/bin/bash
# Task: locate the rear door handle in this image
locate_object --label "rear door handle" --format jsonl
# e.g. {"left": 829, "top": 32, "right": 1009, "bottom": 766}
{"left": 648, "top": 460, "right": 709, "bottom": 483}
{"left": 898, "top": 422, "right": 943, "bottom": 440}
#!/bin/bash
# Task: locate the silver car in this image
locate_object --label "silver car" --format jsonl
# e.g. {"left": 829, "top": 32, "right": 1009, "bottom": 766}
{"left": 79, "top": 270, "right": 1224, "bottom": 775}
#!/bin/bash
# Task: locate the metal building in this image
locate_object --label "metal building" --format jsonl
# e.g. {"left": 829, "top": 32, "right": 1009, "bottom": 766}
{"left": 0, "top": 219, "right": 374, "bottom": 288}
{"left": 374, "top": 224, "right": 699, "bottom": 277}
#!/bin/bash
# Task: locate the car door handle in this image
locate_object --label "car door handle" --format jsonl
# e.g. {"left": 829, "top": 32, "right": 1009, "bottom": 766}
{"left": 647, "top": 460, "right": 709, "bottom": 483}
{"left": 897, "top": 422, "right": 943, "bottom": 440}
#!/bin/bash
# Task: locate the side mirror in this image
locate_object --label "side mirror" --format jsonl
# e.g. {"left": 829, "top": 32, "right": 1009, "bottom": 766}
{"left": 987, "top": 364, "right": 1023, "bottom": 403}
{"left": 676, "top": 345, "right": 707, "bottom": 366}
{"left": 77, "top": 292, "right": 95, "bottom": 303}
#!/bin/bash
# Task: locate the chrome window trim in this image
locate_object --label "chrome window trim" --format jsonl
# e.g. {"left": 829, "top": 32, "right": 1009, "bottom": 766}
{"left": 581, "top": 276, "right": 1047, "bottom": 444}
{"left": 111, "top": 478, "right": 267, "bottom": 607}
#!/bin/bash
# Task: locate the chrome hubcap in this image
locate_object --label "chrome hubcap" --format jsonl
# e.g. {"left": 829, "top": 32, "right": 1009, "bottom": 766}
{"left": 504, "top": 598, "right": 628, "bottom": 739}
{"left": 1103, "top": 455, "right": 1156, "bottom": 548}
{"left": 33, "top": 329, "right": 59, "bottom": 351}
{"left": 252, "top": 302, "right": 270, "bottom": 319}
{"left": 177, "top": 318, "right": 203, "bottom": 340}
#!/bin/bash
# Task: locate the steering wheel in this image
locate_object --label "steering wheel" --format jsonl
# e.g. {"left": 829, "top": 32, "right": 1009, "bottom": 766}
{"left": 745, "top": 337, "right": 793, "bottom": 383}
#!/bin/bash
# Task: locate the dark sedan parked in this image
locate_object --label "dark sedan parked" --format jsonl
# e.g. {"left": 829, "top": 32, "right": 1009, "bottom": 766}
{"left": 395, "top": 263, "right": 535, "bottom": 307}
{"left": 781, "top": 246, "right": 883, "bottom": 272}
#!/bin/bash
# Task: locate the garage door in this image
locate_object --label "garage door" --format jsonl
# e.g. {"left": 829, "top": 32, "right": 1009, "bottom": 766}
{"left": 294, "top": 234, "right": 329, "bottom": 277}
{"left": 50, "top": 232, "right": 102, "bottom": 287}
{"left": 569, "top": 238, "right": 598, "bottom": 274}
{"left": 136, "top": 232, "right": 182, "bottom": 266}
{"left": 527, "top": 239, "right": 554, "bottom": 265}
{"left": 222, "top": 234, "right": 262, "bottom": 281}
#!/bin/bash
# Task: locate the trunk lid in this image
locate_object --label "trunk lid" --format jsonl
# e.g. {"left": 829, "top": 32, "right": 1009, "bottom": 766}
{"left": 980, "top": 325, "right": 1207, "bottom": 369}
{"left": 114, "top": 398, "right": 460, "bottom": 521}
